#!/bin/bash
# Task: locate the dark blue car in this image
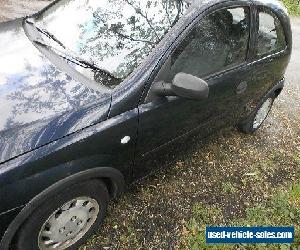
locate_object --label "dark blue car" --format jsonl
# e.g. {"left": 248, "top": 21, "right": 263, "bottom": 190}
{"left": 0, "top": 0, "right": 291, "bottom": 249}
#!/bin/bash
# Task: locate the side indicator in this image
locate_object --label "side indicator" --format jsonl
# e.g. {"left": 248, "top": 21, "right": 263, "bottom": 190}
{"left": 121, "top": 136, "right": 131, "bottom": 144}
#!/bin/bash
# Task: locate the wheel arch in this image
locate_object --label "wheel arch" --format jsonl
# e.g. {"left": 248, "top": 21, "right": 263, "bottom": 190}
{"left": 0, "top": 167, "right": 125, "bottom": 250}
{"left": 274, "top": 87, "right": 283, "bottom": 97}
{"left": 272, "top": 78, "right": 285, "bottom": 97}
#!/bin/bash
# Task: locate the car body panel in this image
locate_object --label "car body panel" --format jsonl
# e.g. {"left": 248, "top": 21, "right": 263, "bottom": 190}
{"left": 0, "top": 19, "right": 111, "bottom": 164}
{"left": 134, "top": 0, "right": 254, "bottom": 177}
{"left": 0, "top": 107, "right": 138, "bottom": 214}
{"left": 0, "top": 207, "right": 23, "bottom": 240}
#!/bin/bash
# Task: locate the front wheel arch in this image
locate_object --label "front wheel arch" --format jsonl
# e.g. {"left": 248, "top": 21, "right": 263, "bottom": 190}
{"left": 0, "top": 167, "right": 125, "bottom": 250}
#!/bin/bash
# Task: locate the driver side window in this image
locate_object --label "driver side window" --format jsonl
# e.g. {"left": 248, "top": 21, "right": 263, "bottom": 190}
{"left": 166, "top": 6, "right": 250, "bottom": 82}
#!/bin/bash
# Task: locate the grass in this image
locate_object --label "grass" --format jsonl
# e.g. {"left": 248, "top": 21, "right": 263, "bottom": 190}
{"left": 290, "top": 183, "right": 300, "bottom": 207}
{"left": 221, "top": 182, "right": 238, "bottom": 194}
{"left": 292, "top": 153, "right": 300, "bottom": 166}
{"left": 282, "top": 0, "right": 300, "bottom": 16}
{"left": 184, "top": 183, "right": 300, "bottom": 249}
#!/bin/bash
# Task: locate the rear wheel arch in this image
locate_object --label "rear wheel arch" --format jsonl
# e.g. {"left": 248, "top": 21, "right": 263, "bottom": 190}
{"left": 0, "top": 167, "right": 125, "bottom": 250}
{"left": 274, "top": 87, "right": 283, "bottom": 97}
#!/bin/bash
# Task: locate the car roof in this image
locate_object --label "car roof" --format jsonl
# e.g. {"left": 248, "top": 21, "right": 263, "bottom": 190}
{"left": 188, "top": 0, "right": 288, "bottom": 15}
{"left": 252, "top": 0, "right": 288, "bottom": 13}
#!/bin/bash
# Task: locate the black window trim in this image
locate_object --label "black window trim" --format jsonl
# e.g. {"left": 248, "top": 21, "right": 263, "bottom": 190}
{"left": 155, "top": 1, "right": 254, "bottom": 85}
{"left": 139, "top": 0, "right": 254, "bottom": 104}
{"left": 204, "top": 3, "right": 255, "bottom": 81}
{"left": 254, "top": 5, "right": 288, "bottom": 60}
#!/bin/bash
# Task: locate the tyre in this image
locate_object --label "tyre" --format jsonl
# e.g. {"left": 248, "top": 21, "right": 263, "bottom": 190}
{"left": 238, "top": 94, "right": 276, "bottom": 134}
{"left": 15, "top": 180, "right": 109, "bottom": 250}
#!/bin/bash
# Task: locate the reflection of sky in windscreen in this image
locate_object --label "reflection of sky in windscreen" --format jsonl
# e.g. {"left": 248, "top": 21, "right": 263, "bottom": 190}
{"left": 37, "top": 0, "right": 189, "bottom": 79}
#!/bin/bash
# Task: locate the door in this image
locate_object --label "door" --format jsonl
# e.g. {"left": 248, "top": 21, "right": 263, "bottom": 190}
{"left": 248, "top": 6, "right": 289, "bottom": 110}
{"left": 134, "top": 5, "right": 253, "bottom": 179}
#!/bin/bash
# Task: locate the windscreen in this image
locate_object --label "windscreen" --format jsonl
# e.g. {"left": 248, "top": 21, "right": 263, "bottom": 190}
{"left": 36, "top": 0, "right": 190, "bottom": 87}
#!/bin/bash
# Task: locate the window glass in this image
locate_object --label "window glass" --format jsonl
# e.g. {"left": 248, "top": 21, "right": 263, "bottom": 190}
{"left": 168, "top": 7, "right": 250, "bottom": 80}
{"left": 257, "top": 10, "right": 286, "bottom": 56}
{"left": 36, "top": 0, "right": 190, "bottom": 88}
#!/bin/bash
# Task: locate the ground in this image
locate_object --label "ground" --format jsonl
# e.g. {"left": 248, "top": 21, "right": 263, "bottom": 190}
{"left": 0, "top": 0, "right": 51, "bottom": 22}
{"left": 0, "top": 2, "right": 299, "bottom": 250}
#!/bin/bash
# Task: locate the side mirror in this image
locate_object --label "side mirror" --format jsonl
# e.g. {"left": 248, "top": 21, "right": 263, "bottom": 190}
{"left": 171, "top": 73, "right": 209, "bottom": 100}
{"left": 151, "top": 73, "right": 209, "bottom": 101}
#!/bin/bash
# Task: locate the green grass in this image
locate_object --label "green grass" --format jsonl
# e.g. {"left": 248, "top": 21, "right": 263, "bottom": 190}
{"left": 221, "top": 182, "right": 238, "bottom": 194}
{"left": 290, "top": 183, "right": 300, "bottom": 207}
{"left": 184, "top": 184, "right": 300, "bottom": 249}
{"left": 292, "top": 153, "right": 300, "bottom": 166}
{"left": 282, "top": 0, "right": 300, "bottom": 16}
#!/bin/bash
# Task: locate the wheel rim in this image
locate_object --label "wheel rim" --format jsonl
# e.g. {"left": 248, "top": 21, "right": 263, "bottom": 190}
{"left": 253, "top": 98, "right": 273, "bottom": 129}
{"left": 38, "top": 197, "right": 99, "bottom": 250}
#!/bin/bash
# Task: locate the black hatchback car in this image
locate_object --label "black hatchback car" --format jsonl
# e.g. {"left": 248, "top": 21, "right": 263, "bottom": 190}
{"left": 0, "top": 0, "right": 292, "bottom": 249}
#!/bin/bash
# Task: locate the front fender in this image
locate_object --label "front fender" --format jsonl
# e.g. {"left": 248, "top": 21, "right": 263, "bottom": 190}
{"left": 0, "top": 166, "right": 125, "bottom": 250}
{"left": 0, "top": 108, "right": 138, "bottom": 213}
{"left": 0, "top": 108, "right": 139, "bottom": 249}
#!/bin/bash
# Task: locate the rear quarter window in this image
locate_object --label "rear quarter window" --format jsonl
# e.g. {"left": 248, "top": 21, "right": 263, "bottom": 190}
{"left": 257, "top": 8, "right": 286, "bottom": 56}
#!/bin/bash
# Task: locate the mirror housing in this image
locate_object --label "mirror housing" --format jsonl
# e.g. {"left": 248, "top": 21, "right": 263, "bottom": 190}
{"left": 171, "top": 73, "right": 209, "bottom": 100}
{"left": 151, "top": 73, "right": 209, "bottom": 101}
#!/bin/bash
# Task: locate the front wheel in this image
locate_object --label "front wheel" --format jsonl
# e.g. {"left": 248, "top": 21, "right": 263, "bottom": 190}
{"left": 238, "top": 95, "right": 275, "bottom": 134}
{"left": 15, "top": 180, "right": 109, "bottom": 250}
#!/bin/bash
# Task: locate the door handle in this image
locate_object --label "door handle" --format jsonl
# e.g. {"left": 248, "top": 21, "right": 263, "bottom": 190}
{"left": 236, "top": 81, "right": 248, "bottom": 94}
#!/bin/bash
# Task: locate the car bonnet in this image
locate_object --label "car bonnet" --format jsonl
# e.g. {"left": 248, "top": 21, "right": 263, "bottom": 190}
{"left": 0, "top": 19, "right": 111, "bottom": 164}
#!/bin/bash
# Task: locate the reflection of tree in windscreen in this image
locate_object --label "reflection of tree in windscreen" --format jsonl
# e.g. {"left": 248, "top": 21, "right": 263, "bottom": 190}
{"left": 78, "top": 0, "right": 189, "bottom": 86}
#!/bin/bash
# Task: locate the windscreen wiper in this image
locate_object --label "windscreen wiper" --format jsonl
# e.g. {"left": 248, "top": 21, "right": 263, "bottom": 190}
{"left": 25, "top": 18, "right": 66, "bottom": 50}
{"left": 33, "top": 38, "right": 119, "bottom": 81}
{"left": 25, "top": 17, "right": 120, "bottom": 83}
